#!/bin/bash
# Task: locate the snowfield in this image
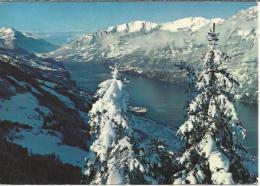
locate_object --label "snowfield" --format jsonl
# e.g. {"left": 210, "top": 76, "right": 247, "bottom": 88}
{"left": 0, "top": 92, "right": 47, "bottom": 128}
{"left": 9, "top": 129, "right": 86, "bottom": 168}
{"left": 6, "top": 111, "right": 181, "bottom": 169}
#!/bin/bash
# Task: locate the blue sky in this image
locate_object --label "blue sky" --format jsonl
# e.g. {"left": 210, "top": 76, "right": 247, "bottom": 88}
{"left": 0, "top": 2, "right": 256, "bottom": 33}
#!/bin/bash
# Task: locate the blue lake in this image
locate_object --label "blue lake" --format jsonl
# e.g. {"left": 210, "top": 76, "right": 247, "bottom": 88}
{"left": 65, "top": 62, "right": 258, "bottom": 155}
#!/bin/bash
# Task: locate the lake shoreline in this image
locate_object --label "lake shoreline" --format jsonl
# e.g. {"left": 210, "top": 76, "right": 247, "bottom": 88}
{"left": 64, "top": 61, "right": 258, "bottom": 106}
{"left": 64, "top": 62, "right": 258, "bottom": 155}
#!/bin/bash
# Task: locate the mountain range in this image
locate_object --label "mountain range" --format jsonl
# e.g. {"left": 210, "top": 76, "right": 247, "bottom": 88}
{"left": 48, "top": 6, "right": 258, "bottom": 102}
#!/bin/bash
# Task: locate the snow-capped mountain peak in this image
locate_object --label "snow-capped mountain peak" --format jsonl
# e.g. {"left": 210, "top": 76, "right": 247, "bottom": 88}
{"left": 0, "top": 27, "right": 43, "bottom": 41}
{"left": 0, "top": 27, "right": 58, "bottom": 53}
{"left": 239, "top": 5, "right": 258, "bottom": 16}
{"left": 230, "top": 5, "right": 257, "bottom": 21}
{"left": 0, "top": 27, "right": 17, "bottom": 39}
{"left": 160, "top": 17, "right": 225, "bottom": 32}
{"left": 100, "top": 17, "right": 225, "bottom": 35}
{"left": 106, "top": 20, "right": 159, "bottom": 33}
{"left": 0, "top": 27, "right": 16, "bottom": 34}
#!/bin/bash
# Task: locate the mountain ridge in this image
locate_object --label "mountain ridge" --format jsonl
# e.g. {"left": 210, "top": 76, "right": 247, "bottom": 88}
{"left": 0, "top": 27, "right": 58, "bottom": 53}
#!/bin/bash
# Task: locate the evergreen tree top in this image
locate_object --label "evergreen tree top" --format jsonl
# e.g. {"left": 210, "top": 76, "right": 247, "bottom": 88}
{"left": 208, "top": 23, "right": 220, "bottom": 50}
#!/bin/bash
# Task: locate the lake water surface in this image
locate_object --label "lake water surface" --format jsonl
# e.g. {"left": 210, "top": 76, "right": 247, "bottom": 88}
{"left": 65, "top": 62, "right": 258, "bottom": 155}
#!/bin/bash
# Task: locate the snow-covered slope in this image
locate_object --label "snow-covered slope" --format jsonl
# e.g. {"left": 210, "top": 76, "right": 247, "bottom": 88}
{"left": 160, "top": 17, "right": 224, "bottom": 32}
{"left": 0, "top": 48, "right": 92, "bottom": 167}
{"left": 0, "top": 28, "right": 58, "bottom": 53}
{"left": 49, "top": 6, "right": 257, "bottom": 102}
{"left": 106, "top": 21, "right": 159, "bottom": 33}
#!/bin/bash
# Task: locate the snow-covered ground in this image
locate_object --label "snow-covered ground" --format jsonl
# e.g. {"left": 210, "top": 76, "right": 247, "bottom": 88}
{"left": 8, "top": 129, "right": 86, "bottom": 168}
{"left": 5, "top": 112, "right": 180, "bottom": 168}
{"left": 0, "top": 48, "right": 91, "bottom": 169}
{"left": 0, "top": 92, "right": 48, "bottom": 128}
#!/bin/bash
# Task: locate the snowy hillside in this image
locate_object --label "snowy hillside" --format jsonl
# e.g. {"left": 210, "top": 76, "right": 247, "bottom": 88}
{"left": 160, "top": 17, "right": 224, "bottom": 32}
{"left": 49, "top": 6, "right": 258, "bottom": 102}
{"left": 0, "top": 28, "right": 58, "bottom": 53}
{"left": 0, "top": 48, "right": 92, "bottom": 167}
{"left": 106, "top": 21, "right": 159, "bottom": 33}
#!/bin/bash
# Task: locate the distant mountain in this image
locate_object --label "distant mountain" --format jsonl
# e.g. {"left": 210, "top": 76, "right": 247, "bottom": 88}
{"left": 0, "top": 28, "right": 58, "bottom": 53}
{"left": 32, "top": 30, "right": 86, "bottom": 45}
{"left": 105, "top": 21, "right": 159, "bottom": 33}
{"left": 49, "top": 6, "right": 257, "bottom": 102}
{"left": 160, "top": 17, "right": 224, "bottom": 32}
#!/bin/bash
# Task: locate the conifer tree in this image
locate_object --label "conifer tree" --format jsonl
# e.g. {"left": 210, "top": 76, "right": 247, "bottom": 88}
{"left": 172, "top": 24, "right": 257, "bottom": 184}
{"left": 83, "top": 65, "right": 144, "bottom": 184}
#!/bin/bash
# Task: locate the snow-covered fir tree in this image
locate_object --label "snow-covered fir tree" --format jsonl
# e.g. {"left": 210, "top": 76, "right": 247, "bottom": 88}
{"left": 172, "top": 24, "right": 257, "bottom": 184}
{"left": 82, "top": 65, "right": 145, "bottom": 184}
